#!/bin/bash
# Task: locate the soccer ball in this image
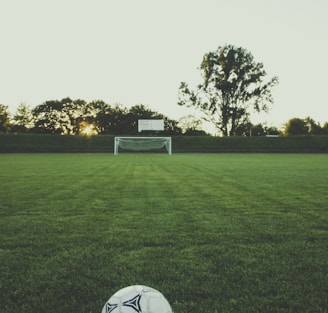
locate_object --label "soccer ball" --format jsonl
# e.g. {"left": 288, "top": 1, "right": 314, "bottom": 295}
{"left": 101, "top": 285, "right": 173, "bottom": 313}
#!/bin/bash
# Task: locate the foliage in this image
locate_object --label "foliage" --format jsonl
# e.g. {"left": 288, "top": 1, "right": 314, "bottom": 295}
{"left": 29, "top": 99, "right": 182, "bottom": 135}
{"left": 264, "top": 126, "right": 280, "bottom": 136}
{"left": 250, "top": 124, "right": 266, "bottom": 136}
{"left": 178, "top": 115, "right": 209, "bottom": 136}
{"left": 31, "top": 98, "right": 97, "bottom": 135}
{"left": 0, "top": 154, "right": 327, "bottom": 313}
{"left": 178, "top": 44, "right": 278, "bottom": 136}
{"left": 284, "top": 118, "right": 308, "bottom": 135}
{"left": 234, "top": 121, "right": 253, "bottom": 136}
{"left": 304, "top": 116, "right": 324, "bottom": 135}
{"left": 284, "top": 117, "right": 326, "bottom": 136}
{"left": 323, "top": 122, "right": 328, "bottom": 135}
{"left": 2, "top": 97, "right": 327, "bottom": 137}
{"left": 12, "top": 103, "right": 34, "bottom": 133}
{"left": 234, "top": 123, "right": 267, "bottom": 137}
{"left": 0, "top": 104, "right": 11, "bottom": 133}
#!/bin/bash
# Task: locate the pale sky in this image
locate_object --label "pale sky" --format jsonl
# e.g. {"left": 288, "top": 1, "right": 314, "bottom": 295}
{"left": 1, "top": 0, "right": 328, "bottom": 129}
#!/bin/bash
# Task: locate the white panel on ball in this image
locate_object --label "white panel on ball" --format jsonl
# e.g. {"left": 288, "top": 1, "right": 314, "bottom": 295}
{"left": 101, "top": 285, "right": 173, "bottom": 313}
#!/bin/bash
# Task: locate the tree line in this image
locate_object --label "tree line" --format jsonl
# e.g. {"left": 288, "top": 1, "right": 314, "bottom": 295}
{"left": 1, "top": 44, "right": 327, "bottom": 136}
{"left": 1, "top": 100, "right": 327, "bottom": 136}
{"left": 0, "top": 99, "right": 193, "bottom": 136}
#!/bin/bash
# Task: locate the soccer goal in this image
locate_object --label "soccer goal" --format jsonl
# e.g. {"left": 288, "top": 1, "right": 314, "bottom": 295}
{"left": 114, "top": 137, "right": 172, "bottom": 155}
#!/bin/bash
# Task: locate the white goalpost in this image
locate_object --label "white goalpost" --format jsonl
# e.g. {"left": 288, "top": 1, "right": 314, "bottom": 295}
{"left": 114, "top": 137, "right": 172, "bottom": 155}
{"left": 114, "top": 119, "right": 171, "bottom": 155}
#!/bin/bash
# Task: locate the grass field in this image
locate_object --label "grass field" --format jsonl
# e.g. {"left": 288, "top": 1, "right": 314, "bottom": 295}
{"left": 0, "top": 153, "right": 327, "bottom": 313}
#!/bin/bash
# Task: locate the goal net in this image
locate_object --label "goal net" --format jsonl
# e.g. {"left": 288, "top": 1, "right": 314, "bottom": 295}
{"left": 114, "top": 137, "right": 172, "bottom": 155}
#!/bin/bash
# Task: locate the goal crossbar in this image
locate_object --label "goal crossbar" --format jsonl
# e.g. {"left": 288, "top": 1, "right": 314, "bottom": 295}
{"left": 114, "top": 137, "right": 172, "bottom": 155}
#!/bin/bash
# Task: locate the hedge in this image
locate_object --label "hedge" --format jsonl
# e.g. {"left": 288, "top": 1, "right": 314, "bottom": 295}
{"left": 0, "top": 133, "right": 327, "bottom": 153}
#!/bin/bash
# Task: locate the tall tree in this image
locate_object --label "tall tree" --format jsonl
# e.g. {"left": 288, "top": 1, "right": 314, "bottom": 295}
{"left": 32, "top": 98, "right": 99, "bottom": 134}
{"left": 284, "top": 118, "right": 308, "bottom": 135}
{"left": 0, "top": 104, "right": 11, "bottom": 133}
{"left": 12, "top": 103, "right": 34, "bottom": 132}
{"left": 61, "top": 98, "right": 96, "bottom": 134}
{"left": 304, "top": 117, "right": 322, "bottom": 135}
{"left": 322, "top": 122, "right": 328, "bottom": 135}
{"left": 32, "top": 100, "right": 64, "bottom": 134}
{"left": 178, "top": 44, "right": 278, "bottom": 136}
{"left": 108, "top": 104, "right": 130, "bottom": 135}
{"left": 93, "top": 101, "right": 114, "bottom": 134}
{"left": 178, "top": 115, "right": 206, "bottom": 135}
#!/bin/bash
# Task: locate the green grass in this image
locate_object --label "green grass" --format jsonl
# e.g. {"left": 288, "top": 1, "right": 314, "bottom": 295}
{"left": 0, "top": 153, "right": 327, "bottom": 313}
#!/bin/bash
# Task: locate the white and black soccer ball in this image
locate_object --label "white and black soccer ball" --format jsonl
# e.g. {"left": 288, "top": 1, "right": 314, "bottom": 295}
{"left": 101, "top": 285, "right": 173, "bottom": 313}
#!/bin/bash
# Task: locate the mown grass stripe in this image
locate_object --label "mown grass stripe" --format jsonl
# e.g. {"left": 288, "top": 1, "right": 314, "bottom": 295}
{"left": 0, "top": 153, "right": 327, "bottom": 313}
